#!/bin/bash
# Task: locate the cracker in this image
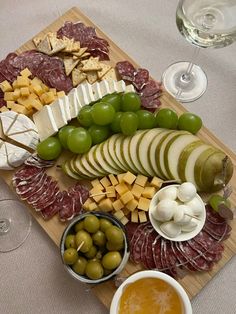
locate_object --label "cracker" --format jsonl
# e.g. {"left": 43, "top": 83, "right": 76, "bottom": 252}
{"left": 36, "top": 36, "right": 52, "bottom": 55}
{"left": 97, "top": 63, "right": 112, "bottom": 79}
{"left": 73, "top": 47, "right": 88, "bottom": 57}
{"left": 33, "top": 36, "right": 42, "bottom": 47}
{"left": 82, "top": 57, "right": 102, "bottom": 72}
{"left": 101, "top": 68, "right": 117, "bottom": 81}
{"left": 86, "top": 71, "right": 98, "bottom": 84}
{"left": 64, "top": 58, "right": 80, "bottom": 76}
{"left": 72, "top": 68, "right": 87, "bottom": 86}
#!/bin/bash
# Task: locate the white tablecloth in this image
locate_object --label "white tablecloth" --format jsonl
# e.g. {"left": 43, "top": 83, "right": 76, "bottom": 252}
{"left": 0, "top": 1, "right": 236, "bottom": 313}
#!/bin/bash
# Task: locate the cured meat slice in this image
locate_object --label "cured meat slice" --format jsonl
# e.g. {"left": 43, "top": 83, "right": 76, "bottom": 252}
{"left": 203, "top": 220, "right": 231, "bottom": 241}
{"left": 171, "top": 242, "right": 197, "bottom": 272}
{"left": 0, "top": 99, "right": 6, "bottom": 108}
{"left": 41, "top": 192, "right": 64, "bottom": 220}
{"left": 33, "top": 181, "right": 59, "bottom": 210}
{"left": 133, "top": 68, "right": 149, "bottom": 90}
{"left": 16, "top": 171, "right": 46, "bottom": 197}
{"left": 30, "top": 176, "right": 53, "bottom": 210}
{"left": 125, "top": 222, "right": 139, "bottom": 244}
{"left": 177, "top": 242, "right": 214, "bottom": 271}
{"left": 13, "top": 166, "right": 43, "bottom": 181}
{"left": 140, "top": 95, "right": 161, "bottom": 109}
{"left": 132, "top": 225, "right": 149, "bottom": 264}
{"left": 140, "top": 225, "right": 153, "bottom": 267}
{"left": 130, "top": 222, "right": 148, "bottom": 247}
{"left": 188, "top": 239, "right": 223, "bottom": 263}
{"left": 140, "top": 79, "right": 161, "bottom": 97}
{"left": 164, "top": 240, "right": 178, "bottom": 277}
{"left": 193, "top": 231, "right": 223, "bottom": 254}
{"left": 116, "top": 61, "right": 136, "bottom": 82}
{"left": 205, "top": 205, "right": 227, "bottom": 225}
{"left": 24, "top": 155, "right": 54, "bottom": 168}
{"left": 152, "top": 235, "right": 162, "bottom": 270}
{"left": 59, "top": 191, "right": 75, "bottom": 221}
{"left": 143, "top": 230, "right": 157, "bottom": 269}
{"left": 160, "top": 239, "right": 174, "bottom": 276}
{"left": 68, "top": 183, "right": 89, "bottom": 214}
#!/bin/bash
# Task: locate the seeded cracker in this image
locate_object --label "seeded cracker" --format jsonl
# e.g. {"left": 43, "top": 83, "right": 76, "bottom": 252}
{"left": 86, "top": 71, "right": 98, "bottom": 84}
{"left": 97, "top": 63, "right": 112, "bottom": 79}
{"left": 101, "top": 68, "right": 117, "bottom": 81}
{"left": 64, "top": 58, "right": 80, "bottom": 76}
{"left": 72, "top": 68, "right": 87, "bottom": 86}
{"left": 82, "top": 57, "right": 102, "bottom": 72}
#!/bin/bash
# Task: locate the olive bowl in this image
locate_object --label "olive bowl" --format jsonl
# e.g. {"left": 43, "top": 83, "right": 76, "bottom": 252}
{"left": 60, "top": 211, "right": 130, "bottom": 284}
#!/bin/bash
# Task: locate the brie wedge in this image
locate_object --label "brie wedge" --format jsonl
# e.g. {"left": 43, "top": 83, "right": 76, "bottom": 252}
{"left": 67, "top": 88, "right": 79, "bottom": 119}
{"left": 50, "top": 98, "right": 68, "bottom": 129}
{"left": 33, "top": 105, "right": 58, "bottom": 141}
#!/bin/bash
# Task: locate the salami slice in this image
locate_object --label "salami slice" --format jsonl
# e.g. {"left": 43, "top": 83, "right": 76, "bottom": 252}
{"left": 125, "top": 222, "right": 139, "bottom": 244}
{"left": 116, "top": 61, "right": 136, "bottom": 82}
{"left": 140, "top": 225, "right": 153, "bottom": 267}
{"left": 31, "top": 176, "right": 53, "bottom": 211}
{"left": 164, "top": 240, "right": 178, "bottom": 277}
{"left": 203, "top": 220, "right": 231, "bottom": 241}
{"left": 41, "top": 192, "right": 64, "bottom": 220}
{"left": 140, "top": 79, "right": 161, "bottom": 97}
{"left": 160, "top": 239, "right": 174, "bottom": 276}
{"left": 16, "top": 171, "right": 47, "bottom": 198}
{"left": 132, "top": 225, "right": 149, "bottom": 264}
{"left": 59, "top": 191, "right": 75, "bottom": 221}
{"left": 33, "top": 181, "right": 59, "bottom": 210}
{"left": 152, "top": 235, "right": 162, "bottom": 270}
{"left": 24, "top": 155, "right": 54, "bottom": 168}
{"left": 171, "top": 242, "right": 197, "bottom": 272}
{"left": 140, "top": 95, "right": 161, "bottom": 109}
{"left": 13, "top": 166, "right": 43, "bottom": 181}
{"left": 133, "top": 68, "right": 149, "bottom": 90}
{"left": 205, "top": 205, "right": 227, "bottom": 225}
{"left": 144, "top": 230, "right": 157, "bottom": 269}
{"left": 188, "top": 239, "right": 223, "bottom": 263}
{"left": 14, "top": 168, "right": 45, "bottom": 188}
{"left": 68, "top": 184, "right": 89, "bottom": 214}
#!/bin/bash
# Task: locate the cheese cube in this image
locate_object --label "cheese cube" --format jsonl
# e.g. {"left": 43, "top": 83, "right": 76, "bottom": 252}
{"left": 0, "top": 106, "right": 9, "bottom": 112}
{"left": 142, "top": 187, "right": 156, "bottom": 199}
{"left": 13, "top": 89, "right": 21, "bottom": 100}
{"left": 138, "top": 211, "right": 147, "bottom": 223}
{"left": 120, "top": 216, "right": 129, "bottom": 225}
{"left": 57, "top": 91, "right": 66, "bottom": 98}
{"left": 115, "top": 183, "right": 129, "bottom": 196}
{"left": 114, "top": 210, "right": 125, "bottom": 220}
{"left": 17, "top": 76, "right": 29, "bottom": 87}
{"left": 22, "top": 99, "right": 33, "bottom": 110}
{"left": 32, "top": 84, "right": 44, "bottom": 96}
{"left": 11, "top": 103, "right": 28, "bottom": 114}
{"left": 105, "top": 186, "right": 116, "bottom": 198}
{"left": 123, "top": 207, "right": 130, "bottom": 216}
{"left": 126, "top": 199, "right": 138, "bottom": 212}
{"left": 20, "top": 68, "right": 32, "bottom": 77}
{"left": 120, "top": 191, "right": 134, "bottom": 204}
{"left": 123, "top": 171, "right": 136, "bottom": 185}
{"left": 6, "top": 101, "right": 16, "bottom": 109}
{"left": 131, "top": 184, "right": 144, "bottom": 199}
{"left": 31, "top": 77, "right": 43, "bottom": 85}
{"left": 88, "top": 202, "right": 99, "bottom": 211}
{"left": 90, "top": 186, "right": 105, "bottom": 203}
{"left": 41, "top": 83, "right": 50, "bottom": 92}
{"left": 4, "top": 92, "right": 14, "bottom": 101}
{"left": 20, "top": 87, "right": 30, "bottom": 97}
{"left": 117, "top": 173, "right": 125, "bottom": 183}
{"left": 0, "top": 80, "right": 13, "bottom": 92}
{"left": 12, "top": 80, "right": 18, "bottom": 89}
{"left": 91, "top": 179, "right": 104, "bottom": 190}
{"left": 137, "top": 197, "right": 151, "bottom": 212}
{"left": 82, "top": 198, "right": 93, "bottom": 211}
{"left": 131, "top": 210, "right": 139, "bottom": 223}
{"left": 30, "top": 99, "right": 43, "bottom": 111}
{"left": 108, "top": 174, "right": 118, "bottom": 186}
{"left": 150, "top": 176, "right": 163, "bottom": 188}
{"left": 100, "top": 176, "right": 111, "bottom": 188}
{"left": 135, "top": 175, "right": 148, "bottom": 187}
{"left": 42, "top": 91, "right": 55, "bottom": 104}
{"left": 98, "top": 198, "right": 113, "bottom": 212}
{"left": 113, "top": 199, "right": 124, "bottom": 211}
{"left": 49, "top": 88, "right": 57, "bottom": 96}
{"left": 17, "top": 97, "right": 28, "bottom": 106}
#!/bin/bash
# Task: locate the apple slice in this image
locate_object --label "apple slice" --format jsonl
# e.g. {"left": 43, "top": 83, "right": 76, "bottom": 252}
{"left": 200, "top": 151, "right": 234, "bottom": 192}
{"left": 94, "top": 142, "right": 120, "bottom": 175}
{"left": 86, "top": 145, "right": 107, "bottom": 176}
{"left": 137, "top": 128, "right": 164, "bottom": 176}
{"left": 73, "top": 156, "right": 94, "bottom": 179}
{"left": 115, "top": 136, "right": 133, "bottom": 173}
{"left": 165, "top": 133, "right": 200, "bottom": 180}
{"left": 128, "top": 130, "right": 150, "bottom": 176}
{"left": 121, "top": 135, "right": 139, "bottom": 173}
{"left": 81, "top": 153, "right": 104, "bottom": 178}
{"left": 149, "top": 129, "right": 173, "bottom": 178}
{"left": 102, "top": 140, "right": 124, "bottom": 173}
{"left": 107, "top": 134, "right": 127, "bottom": 171}
{"left": 62, "top": 161, "right": 83, "bottom": 180}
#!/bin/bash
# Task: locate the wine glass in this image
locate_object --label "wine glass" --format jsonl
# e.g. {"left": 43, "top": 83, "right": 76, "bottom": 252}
{"left": 162, "top": 0, "right": 236, "bottom": 102}
{"left": 0, "top": 183, "right": 32, "bottom": 252}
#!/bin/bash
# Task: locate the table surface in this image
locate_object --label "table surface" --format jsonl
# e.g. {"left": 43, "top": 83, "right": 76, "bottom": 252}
{"left": 0, "top": 1, "right": 236, "bottom": 313}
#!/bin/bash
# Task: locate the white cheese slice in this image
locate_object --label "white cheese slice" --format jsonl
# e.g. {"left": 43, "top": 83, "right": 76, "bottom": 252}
{"left": 0, "top": 111, "right": 17, "bottom": 135}
{"left": 91, "top": 82, "right": 103, "bottom": 102}
{"left": 33, "top": 105, "right": 58, "bottom": 141}
{"left": 67, "top": 88, "right": 79, "bottom": 119}
{"left": 81, "top": 82, "right": 95, "bottom": 104}
{"left": 125, "top": 84, "right": 135, "bottom": 93}
{"left": 76, "top": 84, "right": 90, "bottom": 107}
{"left": 99, "top": 80, "right": 111, "bottom": 97}
{"left": 5, "top": 141, "right": 30, "bottom": 168}
{"left": 107, "top": 80, "right": 118, "bottom": 94}
{"left": 50, "top": 99, "right": 67, "bottom": 129}
{"left": 115, "top": 80, "right": 126, "bottom": 93}
{"left": 0, "top": 140, "right": 13, "bottom": 170}
{"left": 59, "top": 96, "right": 71, "bottom": 122}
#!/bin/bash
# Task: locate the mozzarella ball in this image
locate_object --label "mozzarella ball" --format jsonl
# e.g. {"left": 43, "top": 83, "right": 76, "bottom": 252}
{"left": 185, "top": 197, "right": 203, "bottom": 216}
{"left": 160, "top": 221, "right": 181, "bottom": 238}
{"left": 152, "top": 199, "right": 178, "bottom": 222}
{"left": 181, "top": 219, "right": 198, "bottom": 232}
{"left": 177, "top": 182, "right": 197, "bottom": 202}
{"left": 173, "top": 205, "right": 185, "bottom": 223}
{"left": 158, "top": 186, "right": 178, "bottom": 201}
{"left": 175, "top": 205, "right": 193, "bottom": 225}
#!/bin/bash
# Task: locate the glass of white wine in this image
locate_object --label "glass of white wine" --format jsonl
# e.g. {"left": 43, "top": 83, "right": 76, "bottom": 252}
{"left": 162, "top": 0, "right": 236, "bottom": 102}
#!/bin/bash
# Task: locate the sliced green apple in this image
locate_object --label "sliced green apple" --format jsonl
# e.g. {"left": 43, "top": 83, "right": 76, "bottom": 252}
{"left": 102, "top": 140, "right": 124, "bottom": 173}
{"left": 62, "top": 161, "right": 83, "bottom": 180}
{"left": 86, "top": 145, "right": 107, "bottom": 176}
{"left": 94, "top": 142, "right": 120, "bottom": 175}
{"left": 81, "top": 153, "right": 104, "bottom": 178}
{"left": 107, "top": 134, "right": 127, "bottom": 171}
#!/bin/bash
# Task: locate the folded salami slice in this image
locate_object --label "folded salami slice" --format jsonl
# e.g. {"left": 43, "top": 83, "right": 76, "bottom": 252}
{"left": 14, "top": 169, "right": 45, "bottom": 187}
{"left": 24, "top": 155, "right": 54, "bottom": 168}
{"left": 31, "top": 176, "right": 53, "bottom": 211}
{"left": 140, "top": 79, "right": 161, "bottom": 97}
{"left": 205, "top": 205, "right": 227, "bottom": 225}
{"left": 68, "top": 184, "right": 89, "bottom": 214}
{"left": 160, "top": 239, "right": 174, "bottom": 276}
{"left": 132, "top": 225, "right": 149, "bottom": 264}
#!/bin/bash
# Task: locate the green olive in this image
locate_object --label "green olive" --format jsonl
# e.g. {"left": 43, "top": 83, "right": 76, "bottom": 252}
{"left": 106, "top": 241, "right": 124, "bottom": 251}
{"left": 96, "top": 250, "right": 104, "bottom": 260}
{"left": 63, "top": 248, "right": 78, "bottom": 265}
{"left": 85, "top": 245, "right": 97, "bottom": 259}
{"left": 92, "top": 230, "right": 106, "bottom": 247}
{"left": 84, "top": 215, "right": 100, "bottom": 233}
{"left": 65, "top": 234, "right": 76, "bottom": 249}
{"left": 72, "top": 256, "right": 87, "bottom": 275}
{"left": 102, "top": 251, "right": 122, "bottom": 270}
{"left": 99, "top": 218, "right": 113, "bottom": 232}
{"left": 74, "top": 221, "right": 84, "bottom": 232}
{"left": 105, "top": 226, "right": 124, "bottom": 245}
{"left": 85, "top": 260, "right": 104, "bottom": 280}
{"left": 75, "top": 230, "right": 93, "bottom": 253}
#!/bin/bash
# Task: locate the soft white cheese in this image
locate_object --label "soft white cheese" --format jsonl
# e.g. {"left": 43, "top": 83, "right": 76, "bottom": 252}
{"left": 115, "top": 80, "right": 126, "bottom": 93}
{"left": 67, "top": 88, "right": 79, "bottom": 118}
{"left": 0, "top": 140, "right": 13, "bottom": 170}
{"left": 50, "top": 99, "right": 67, "bottom": 129}
{"left": 76, "top": 84, "right": 90, "bottom": 106}
{"left": 33, "top": 105, "right": 58, "bottom": 141}
{"left": 82, "top": 82, "right": 95, "bottom": 104}
{"left": 91, "top": 82, "right": 103, "bottom": 101}
{"left": 59, "top": 96, "right": 71, "bottom": 122}
{"left": 5, "top": 141, "right": 30, "bottom": 168}
{"left": 99, "top": 80, "right": 111, "bottom": 97}
{"left": 125, "top": 84, "right": 135, "bottom": 92}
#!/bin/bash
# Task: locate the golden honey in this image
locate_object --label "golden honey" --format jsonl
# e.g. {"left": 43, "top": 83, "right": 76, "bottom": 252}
{"left": 118, "top": 278, "right": 183, "bottom": 314}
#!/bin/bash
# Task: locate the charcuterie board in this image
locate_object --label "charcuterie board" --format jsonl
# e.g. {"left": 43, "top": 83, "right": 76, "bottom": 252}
{"left": 0, "top": 6, "right": 236, "bottom": 309}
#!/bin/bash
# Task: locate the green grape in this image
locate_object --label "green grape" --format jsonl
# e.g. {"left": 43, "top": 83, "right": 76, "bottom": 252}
{"left": 209, "top": 194, "right": 231, "bottom": 212}
{"left": 110, "top": 112, "right": 123, "bottom": 133}
{"left": 120, "top": 112, "right": 138, "bottom": 136}
{"left": 58, "top": 125, "right": 76, "bottom": 149}
{"left": 102, "top": 93, "right": 122, "bottom": 112}
{"left": 136, "top": 110, "right": 156, "bottom": 129}
{"left": 77, "top": 105, "right": 93, "bottom": 127}
{"left": 67, "top": 127, "right": 92, "bottom": 154}
{"left": 91, "top": 102, "right": 116, "bottom": 126}
{"left": 178, "top": 113, "right": 202, "bottom": 134}
{"left": 88, "top": 125, "right": 110, "bottom": 145}
{"left": 121, "top": 92, "right": 141, "bottom": 112}
{"left": 37, "top": 137, "right": 62, "bottom": 160}
{"left": 155, "top": 108, "right": 178, "bottom": 129}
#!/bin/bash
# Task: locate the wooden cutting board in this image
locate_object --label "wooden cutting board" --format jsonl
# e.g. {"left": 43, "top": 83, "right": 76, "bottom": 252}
{"left": 1, "top": 6, "right": 236, "bottom": 309}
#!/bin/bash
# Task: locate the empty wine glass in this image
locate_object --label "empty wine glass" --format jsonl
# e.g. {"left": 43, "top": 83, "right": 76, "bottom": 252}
{"left": 162, "top": 0, "right": 236, "bottom": 102}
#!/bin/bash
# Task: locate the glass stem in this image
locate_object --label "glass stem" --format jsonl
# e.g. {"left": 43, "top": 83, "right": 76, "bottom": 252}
{"left": 176, "top": 47, "right": 201, "bottom": 98}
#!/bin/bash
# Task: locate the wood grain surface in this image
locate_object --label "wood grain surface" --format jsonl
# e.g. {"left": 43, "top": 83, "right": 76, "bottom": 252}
{"left": 0, "top": 6, "right": 235, "bottom": 310}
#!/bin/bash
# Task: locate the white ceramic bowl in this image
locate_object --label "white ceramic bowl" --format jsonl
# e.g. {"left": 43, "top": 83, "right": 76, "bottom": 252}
{"left": 149, "top": 184, "right": 206, "bottom": 241}
{"left": 110, "top": 270, "right": 192, "bottom": 314}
